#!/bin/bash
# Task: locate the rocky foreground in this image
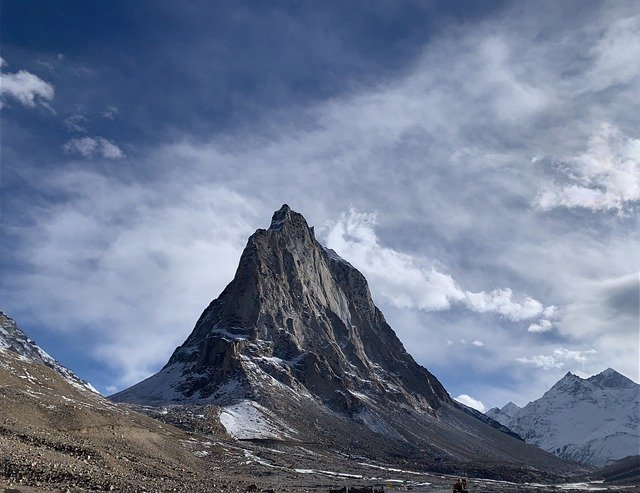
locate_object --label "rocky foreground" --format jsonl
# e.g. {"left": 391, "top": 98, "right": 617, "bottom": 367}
{"left": 0, "top": 333, "right": 636, "bottom": 492}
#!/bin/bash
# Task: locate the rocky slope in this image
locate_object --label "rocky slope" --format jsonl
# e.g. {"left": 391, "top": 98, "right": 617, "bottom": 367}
{"left": 0, "top": 312, "right": 97, "bottom": 394}
{"left": 0, "top": 312, "right": 250, "bottom": 492}
{"left": 486, "top": 368, "right": 640, "bottom": 466}
{"left": 113, "top": 204, "right": 582, "bottom": 481}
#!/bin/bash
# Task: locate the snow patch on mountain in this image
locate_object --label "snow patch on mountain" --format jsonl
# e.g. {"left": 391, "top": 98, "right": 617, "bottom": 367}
{"left": 220, "top": 400, "right": 298, "bottom": 439}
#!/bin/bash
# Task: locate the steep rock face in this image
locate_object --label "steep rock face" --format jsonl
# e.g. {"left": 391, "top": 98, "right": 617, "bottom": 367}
{"left": 112, "top": 205, "right": 580, "bottom": 479}
{"left": 114, "top": 205, "right": 449, "bottom": 413}
{"left": 0, "top": 311, "right": 97, "bottom": 394}
{"left": 486, "top": 369, "right": 640, "bottom": 466}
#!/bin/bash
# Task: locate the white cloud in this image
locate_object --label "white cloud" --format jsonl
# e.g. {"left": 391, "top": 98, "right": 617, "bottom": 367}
{"left": 325, "top": 209, "right": 555, "bottom": 325}
{"left": 64, "top": 114, "right": 89, "bottom": 132}
{"left": 0, "top": 66, "right": 54, "bottom": 109}
{"left": 102, "top": 106, "right": 119, "bottom": 119}
{"left": 586, "top": 14, "right": 640, "bottom": 92}
{"left": 454, "top": 394, "right": 486, "bottom": 412}
{"left": 63, "top": 136, "right": 124, "bottom": 159}
{"left": 535, "top": 123, "right": 640, "bottom": 212}
{"left": 517, "top": 347, "right": 597, "bottom": 371}
{"left": 553, "top": 347, "right": 597, "bottom": 364}
{"left": 516, "top": 355, "right": 563, "bottom": 371}
{"left": 528, "top": 319, "right": 553, "bottom": 333}
{"left": 471, "top": 340, "right": 484, "bottom": 347}
{"left": 464, "top": 288, "right": 543, "bottom": 322}
{"left": 3, "top": 171, "right": 261, "bottom": 385}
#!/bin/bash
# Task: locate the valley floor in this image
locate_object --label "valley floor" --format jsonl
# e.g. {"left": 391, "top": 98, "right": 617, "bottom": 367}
{"left": 3, "top": 430, "right": 636, "bottom": 493}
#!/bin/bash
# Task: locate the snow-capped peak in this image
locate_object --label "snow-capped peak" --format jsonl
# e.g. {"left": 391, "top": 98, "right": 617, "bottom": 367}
{"left": 501, "top": 401, "right": 521, "bottom": 417}
{"left": 587, "top": 367, "right": 637, "bottom": 390}
{"left": 486, "top": 368, "right": 639, "bottom": 466}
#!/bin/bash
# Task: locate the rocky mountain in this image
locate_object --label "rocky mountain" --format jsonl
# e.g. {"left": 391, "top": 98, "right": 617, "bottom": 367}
{"left": 486, "top": 368, "right": 640, "bottom": 466}
{"left": 0, "top": 311, "right": 97, "bottom": 394}
{"left": 592, "top": 455, "right": 640, "bottom": 485}
{"left": 112, "top": 205, "right": 581, "bottom": 480}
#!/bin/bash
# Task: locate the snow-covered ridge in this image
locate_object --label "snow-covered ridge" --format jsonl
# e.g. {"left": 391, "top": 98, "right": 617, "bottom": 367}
{"left": 486, "top": 369, "right": 639, "bottom": 466}
{"left": 0, "top": 311, "right": 99, "bottom": 394}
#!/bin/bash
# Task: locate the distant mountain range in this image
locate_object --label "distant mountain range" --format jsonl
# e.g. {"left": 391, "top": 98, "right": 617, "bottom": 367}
{"left": 111, "top": 204, "right": 578, "bottom": 480}
{"left": 486, "top": 368, "right": 640, "bottom": 466}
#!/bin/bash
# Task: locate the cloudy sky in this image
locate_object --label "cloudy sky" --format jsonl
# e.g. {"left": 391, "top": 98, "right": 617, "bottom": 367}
{"left": 1, "top": 0, "right": 638, "bottom": 410}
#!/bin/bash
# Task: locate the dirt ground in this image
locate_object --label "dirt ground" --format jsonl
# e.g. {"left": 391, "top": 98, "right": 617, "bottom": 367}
{"left": 1, "top": 351, "right": 637, "bottom": 493}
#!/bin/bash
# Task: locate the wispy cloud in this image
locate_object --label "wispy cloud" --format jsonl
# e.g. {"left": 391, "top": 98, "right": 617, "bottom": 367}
{"left": 64, "top": 114, "right": 90, "bottom": 132}
{"left": 63, "top": 136, "right": 124, "bottom": 159}
{"left": 0, "top": 60, "right": 54, "bottom": 109}
{"left": 101, "top": 106, "right": 118, "bottom": 120}
{"left": 535, "top": 124, "right": 640, "bottom": 213}
{"left": 4, "top": 172, "right": 260, "bottom": 386}
{"left": 518, "top": 347, "right": 597, "bottom": 371}
{"left": 585, "top": 14, "right": 640, "bottom": 92}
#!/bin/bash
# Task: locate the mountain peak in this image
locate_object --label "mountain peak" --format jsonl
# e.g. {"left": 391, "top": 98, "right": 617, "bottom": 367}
{"left": 547, "top": 371, "right": 584, "bottom": 394}
{"left": 268, "top": 203, "right": 291, "bottom": 228}
{"left": 111, "top": 206, "right": 581, "bottom": 478}
{"left": 502, "top": 401, "right": 521, "bottom": 413}
{"left": 268, "top": 204, "right": 306, "bottom": 231}
{"left": 588, "top": 367, "right": 637, "bottom": 389}
{"left": 497, "top": 366, "right": 639, "bottom": 466}
{"left": 114, "top": 205, "right": 451, "bottom": 413}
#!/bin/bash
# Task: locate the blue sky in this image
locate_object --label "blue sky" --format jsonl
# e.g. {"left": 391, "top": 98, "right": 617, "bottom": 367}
{"left": 1, "top": 0, "right": 638, "bottom": 410}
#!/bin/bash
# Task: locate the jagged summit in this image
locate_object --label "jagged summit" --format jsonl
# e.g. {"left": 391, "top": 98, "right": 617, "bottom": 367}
{"left": 268, "top": 203, "right": 298, "bottom": 230}
{"left": 114, "top": 205, "right": 450, "bottom": 411}
{"left": 546, "top": 371, "right": 583, "bottom": 393}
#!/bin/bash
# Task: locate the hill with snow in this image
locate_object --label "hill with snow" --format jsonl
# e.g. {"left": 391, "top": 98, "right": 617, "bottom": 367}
{"left": 0, "top": 311, "right": 98, "bottom": 394}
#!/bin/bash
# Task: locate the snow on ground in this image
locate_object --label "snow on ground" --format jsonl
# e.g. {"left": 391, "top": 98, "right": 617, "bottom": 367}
{"left": 219, "top": 400, "right": 297, "bottom": 439}
{"left": 356, "top": 409, "right": 403, "bottom": 439}
{"left": 555, "top": 483, "right": 607, "bottom": 491}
